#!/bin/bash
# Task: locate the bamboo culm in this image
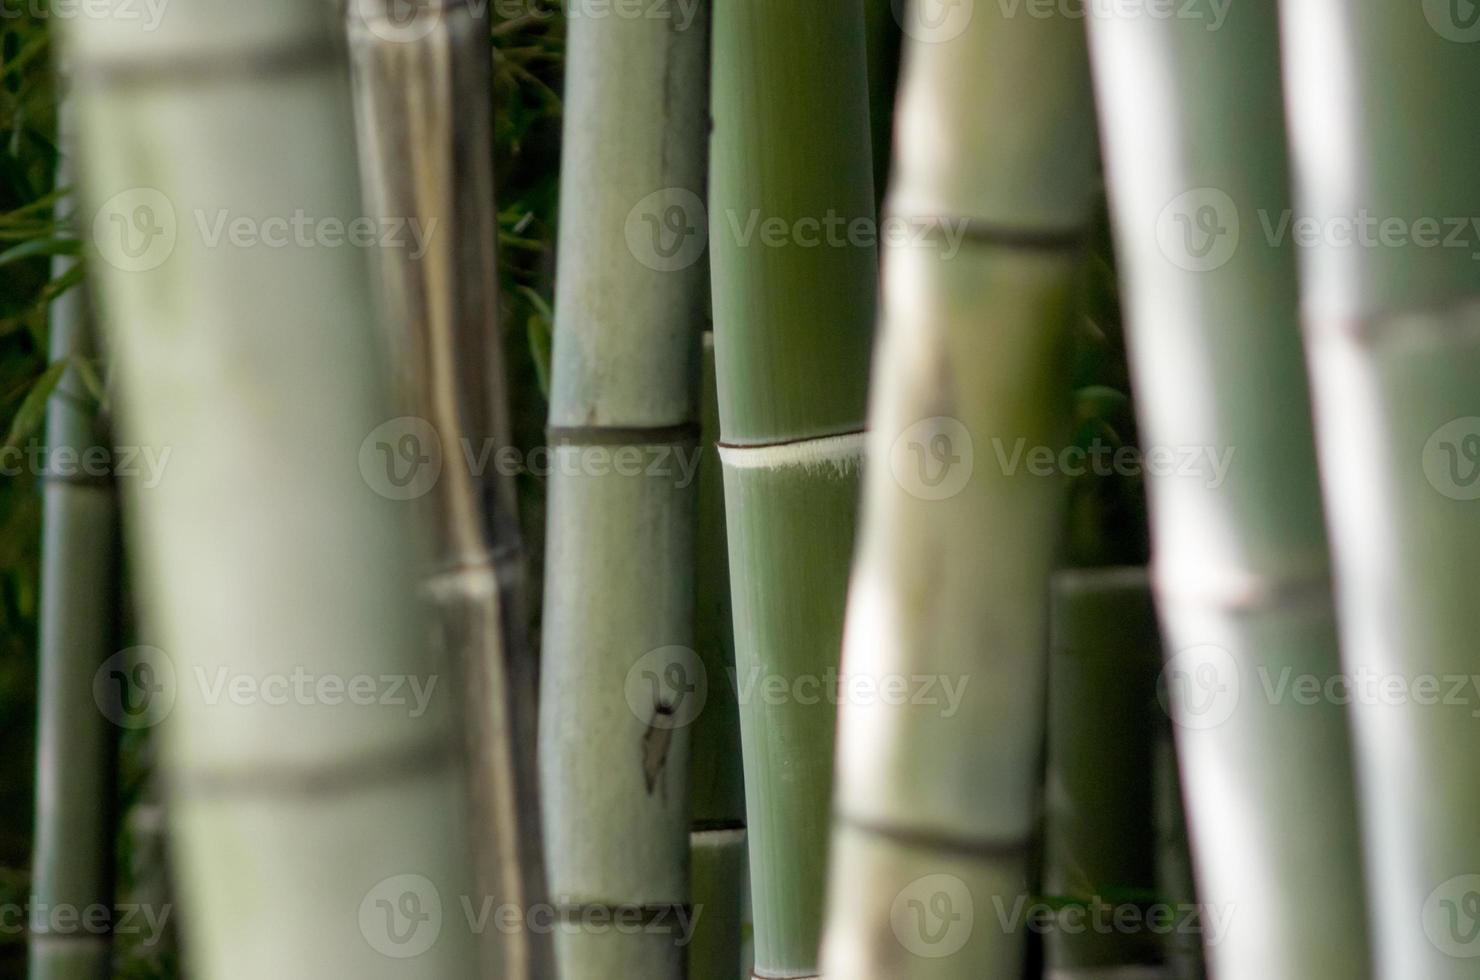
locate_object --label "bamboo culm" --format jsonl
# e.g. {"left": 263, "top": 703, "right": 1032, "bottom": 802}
{"left": 820, "top": 2, "right": 1098, "bottom": 976}
{"left": 537, "top": 6, "right": 709, "bottom": 978}
{"left": 63, "top": 4, "right": 481, "bottom": 977}
{"left": 347, "top": 3, "right": 551, "bottom": 976}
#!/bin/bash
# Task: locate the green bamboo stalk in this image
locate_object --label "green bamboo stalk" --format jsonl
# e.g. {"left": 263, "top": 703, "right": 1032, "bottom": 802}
{"left": 710, "top": 1, "right": 877, "bottom": 974}
{"left": 345, "top": 4, "right": 549, "bottom": 977}
{"left": 688, "top": 333, "right": 749, "bottom": 980}
{"left": 1280, "top": 3, "right": 1480, "bottom": 976}
{"left": 818, "top": 3, "right": 1096, "bottom": 976}
{"left": 61, "top": 5, "right": 480, "bottom": 978}
{"left": 28, "top": 108, "right": 118, "bottom": 980}
{"left": 1153, "top": 732, "right": 1202, "bottom": 980}
{"left": 1086, "top": 5, "right": 1370, "bottom": 977}
{"left": 1044, "top": 568, "right": 1163, "bottom": 978}
{"left": 538, "top": 6, "right": 709, "bottom": 978}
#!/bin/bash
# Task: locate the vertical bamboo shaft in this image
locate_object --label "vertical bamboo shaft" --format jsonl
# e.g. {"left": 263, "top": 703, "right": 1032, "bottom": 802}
{"left": 710, "top": 1, "right": 878, "bottom": 973}
{"left": 820, "top": 2, "right": 1097, "bottom": 977}
{"left": 62, "top": 5, "right": 480, "bottom": 977}
{"left": 538, "top": 6, "right": 709, "bottom": 977}
{"left": 688, "top": 334, "right": 749, "bottom": 980}
{"left": 1281, "top": 2, "right": 1480, "bottom": 976}
{"left": 1086, "top": 5, "right": 1372, "bottom": 977}
{"left": 1044, "top": 568, "right": 1163, "bottom": 977}
{"left": 346, "top": 4, "right": 549, "bottom": 976}
{"left": 29, "top": 109, "right": 118, "bottom": 980}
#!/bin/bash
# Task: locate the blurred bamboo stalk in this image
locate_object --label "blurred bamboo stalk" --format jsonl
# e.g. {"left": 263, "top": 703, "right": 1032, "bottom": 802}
{"left": 537, "top": 4, "right": 709, "bottom": 977}
{"left": 28, "top": 103, "right": 118, "bottom": 980}
{"left": 62, "top": 4, "right": 481, "bottom": 977}
{"left": 1044, "top": 568, "right": 1163, "bottom": 978}
{"left": 346, "top": 3, "right": 550, "bottom": 976}
{"left": 1281, "top": 1, "right": 1480, "bottom": 975}
{"left": 688, "top": 334, "right": 748, "bottom": 980}
{"left": 1086, "top": 4, "right": 1372, "bottom": 977}
{"left": 709, "top": 0, "right": 878, "bottom": 973}
{"left": 820, "top": 3, "right": 1097, "bottom": 975}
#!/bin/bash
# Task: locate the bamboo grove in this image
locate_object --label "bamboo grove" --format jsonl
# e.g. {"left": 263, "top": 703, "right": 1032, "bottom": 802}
{"left": 0, "top": 0, "right": 1475, "bottom": 978}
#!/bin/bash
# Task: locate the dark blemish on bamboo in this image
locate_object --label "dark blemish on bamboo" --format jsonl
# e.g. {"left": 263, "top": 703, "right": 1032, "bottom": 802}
{"left": 547, "top": 422, "right": 701, "bottom": 447}
{"left": 642, "top": 704, "right": 676, "bottom": 796}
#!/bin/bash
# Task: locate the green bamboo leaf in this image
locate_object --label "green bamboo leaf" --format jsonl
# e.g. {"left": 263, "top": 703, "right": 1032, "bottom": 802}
{"left": 4, "top": 357, "right": 68, "bottom": 449}
{"left": 0, "top": 236, "right": 80, "bottom": 269}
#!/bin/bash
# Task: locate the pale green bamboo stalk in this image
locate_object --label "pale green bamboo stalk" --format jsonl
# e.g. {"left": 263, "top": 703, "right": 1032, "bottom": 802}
{"left": 1044, "top": 568, "right": 1163, "bottom": 979}
{"left": 345, "top": 4, "right": 549, "bottom": 977}
{"left": 819, "top": 2, "right": 1097, "bottom": 976}
{"left": 62, "top": 6, "right": 480, "bottom": 978}
{"left": 688, "top": 333, "right": 749, "bottom": 980}
{"left": 1086, "top": 5, "right": 1370, "bottom": 977}
{"left": 710, "top": 1, "right": 878, "bottom": 974}
{"left": 29, "top": 108, "right": 118, "bottom": 980}
{"left": 538, "top": 7, "right": 709, "bottom": 978}
{"left": 1280, "top": 3, "right": 1480, "bottom": 976}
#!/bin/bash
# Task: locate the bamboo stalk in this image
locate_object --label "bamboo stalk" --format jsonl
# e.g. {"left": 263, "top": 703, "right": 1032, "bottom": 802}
{"left": 709, "top": 1, "right": 878, "bottom": 973}
{"left": 818, "top": 2, "right": 1097, "bottom": 976}
{"left": 688, "top": 333, "right": 749, "bottom": 980}
{"left": 61, "top": 5, "right": 480, "bottom": 978}
{"left": 28, "top": 106, "right": 118, "bottom": 980}
{"left": 537, "top": 6, "right": 709, "bottom": 977}
{"left": 1086, "top": 5, "right": 1371, "bottom": 976}
{"left": 1280, "top": 2, "right": 1480, "bottom": 976}
{"left": 345, "top": 4, "right": 549, "bottom": 977}
{"left": 1044, "top": 568, "right": 1163, "bottom": 978}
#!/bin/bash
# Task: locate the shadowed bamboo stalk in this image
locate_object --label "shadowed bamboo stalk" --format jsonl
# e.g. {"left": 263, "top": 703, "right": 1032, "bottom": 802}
{"left": 537, "top": 5, "right": 709, "bottom": 977}
{"left": 346, "top": 3, "right": 550, "bottom": 977}
{"left": 28, "top": 106, "right": 118, "bottom": 980}
{"left": 1086, "top": 5, "right": 1371, "bottom": 976}
{"left": 1044, "top": 568, "right": 1164, "bottom": 979}
{"left": 1280, "top": 2, "right": 1480, "bottom": 975}
{"left": 819, "top": 2, "right": 1097, "bottom": 976}
{"left": 710, "top": 1, "right": 878, "bottom": 974}
{"left": 62, "top": 4, "right": 481, "bottom": 977}
{"left": 688, "top": 333, "right": 749, "bottom": 980}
